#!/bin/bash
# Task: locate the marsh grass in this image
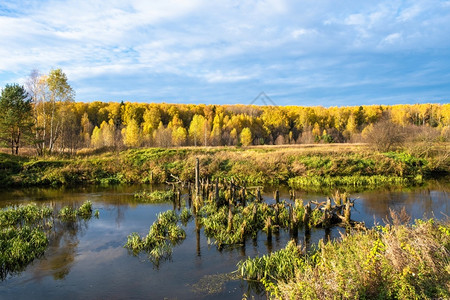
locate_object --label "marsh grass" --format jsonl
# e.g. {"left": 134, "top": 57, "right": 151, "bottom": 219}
{"left": 59, "top": 201, "right": 93, "bottom": 222}
{"left": 238, "top": 213, "right": 450, "bottom": 299}
{"left": 0, "top": 201, "right": 96, "bottom": 280}
{"left": 288, "top": 174, "right": 414, "bottom": 189}
{"left": 133, "top": 190, "right": 175, "bottom": 203}
{"left": 197, "top": 197, "right": 323, "bottom": 248}
{"left": 124, "top": 210, "right": 186, "bottom": 266}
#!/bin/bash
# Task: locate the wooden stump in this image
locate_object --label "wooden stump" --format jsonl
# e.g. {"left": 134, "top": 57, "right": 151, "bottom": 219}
{"left": 303, "top": 202, "right": 311, "bottom": 231}
{"left": 227, "top": 203, "right": 233, "bottom": 232}
{"left": 344, "top": 200, "right": 351, "bottom": 224}
{"left": 195, "top": 158, "right": 200, "bottom": 196}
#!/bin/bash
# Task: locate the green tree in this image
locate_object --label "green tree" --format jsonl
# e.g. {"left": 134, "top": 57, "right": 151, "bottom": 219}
{"left": 240, "top": 127, "right": 252, "bottom": 146}
{"left": 0, "top": 84, "right": 34, "bottom": 154}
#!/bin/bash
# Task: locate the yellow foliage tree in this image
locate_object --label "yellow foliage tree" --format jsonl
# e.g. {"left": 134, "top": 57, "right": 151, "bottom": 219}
{"left": 122, "top": 118, "right": 141, "bottom": 147}
{"left": 172, "top": 126, "right": 187, "bottom": 146}
{"left": 240, "top": 127, "right": 252, "bottom": 146}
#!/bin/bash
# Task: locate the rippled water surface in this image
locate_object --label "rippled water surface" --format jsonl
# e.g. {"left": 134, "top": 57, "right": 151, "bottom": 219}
{"left": 0, "top": 181, "right": 448, "bottom": 299}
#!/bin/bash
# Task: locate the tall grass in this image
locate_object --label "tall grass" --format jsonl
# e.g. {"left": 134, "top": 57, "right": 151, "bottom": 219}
{"left": 238, "top": 213, "right": 450, "bottom": 299}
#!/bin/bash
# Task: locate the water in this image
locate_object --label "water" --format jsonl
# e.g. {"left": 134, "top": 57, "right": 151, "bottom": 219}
{"left": 0, "top": 181, "right": 449, "bottom": 299}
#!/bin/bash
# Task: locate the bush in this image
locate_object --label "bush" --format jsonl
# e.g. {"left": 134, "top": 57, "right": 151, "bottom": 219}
{"left": 363, "top": 119, "right": 406, "bottom": 152}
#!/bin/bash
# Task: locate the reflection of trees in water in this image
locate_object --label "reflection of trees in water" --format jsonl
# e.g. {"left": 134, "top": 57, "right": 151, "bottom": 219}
{"left": 361, "top": 182, "right": 450, "bottom": 221}
{"left": 31, "top": 219, "right": 89, "bottom": 280}
{"left": 115, "top": 205, "right": 125, "bottom": 228}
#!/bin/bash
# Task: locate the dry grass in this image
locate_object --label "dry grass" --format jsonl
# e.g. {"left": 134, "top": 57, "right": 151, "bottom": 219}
{"left": 275, "top": 214, "right": 450, "bottom": 299}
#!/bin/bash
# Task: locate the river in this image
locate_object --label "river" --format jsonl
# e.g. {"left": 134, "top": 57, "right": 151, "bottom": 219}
{"left": 0, "top": 180, "right": 448, "bottom": 299}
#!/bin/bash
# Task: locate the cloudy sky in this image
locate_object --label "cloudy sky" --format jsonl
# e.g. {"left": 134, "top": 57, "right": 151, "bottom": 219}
{"left": 0, "top": 0, "right": 449, "bottom": 106}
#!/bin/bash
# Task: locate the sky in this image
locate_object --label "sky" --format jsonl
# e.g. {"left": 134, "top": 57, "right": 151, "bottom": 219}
{"left": 0, "top": 0, "right": 449, "bottom": 106}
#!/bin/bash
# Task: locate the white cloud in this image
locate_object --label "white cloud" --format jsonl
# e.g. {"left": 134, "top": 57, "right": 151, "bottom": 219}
{"left": 345, "top": 14, "right": 365, "bottom": 26}
{"left": 291, "top": 28, "right": 316, "bottom": 39}
{"left": 397, "top": 5, "right": 422, "bottom": 22}
{"left": 202, "top": 70, "right": 252, "bottom": 83}
{"left": 382, "top": 32, "right": 402, "bottom": 45}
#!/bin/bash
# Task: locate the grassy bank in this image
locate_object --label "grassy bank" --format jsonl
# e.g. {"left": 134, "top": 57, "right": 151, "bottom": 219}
{"left": 238, "top": 213, "right": 450, "bottom": 299}
{"left": 0, "top": 144, "right": 448, "bottom": 189}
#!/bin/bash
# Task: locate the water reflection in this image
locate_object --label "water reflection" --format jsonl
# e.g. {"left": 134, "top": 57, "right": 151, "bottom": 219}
{"left": 28, "top": 219, "right": 90, "bottom": 281}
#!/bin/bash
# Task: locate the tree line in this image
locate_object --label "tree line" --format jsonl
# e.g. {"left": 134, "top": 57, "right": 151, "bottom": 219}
{"left": 1, "top": 69, "right": 449, "bottom": 155}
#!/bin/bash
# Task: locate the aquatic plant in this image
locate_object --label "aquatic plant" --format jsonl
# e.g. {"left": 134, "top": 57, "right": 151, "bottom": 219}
{"left": 58, "top": 206, "right": 77, "bottom": 222}
{"left": 0, "top": 201, "right": 97, "bottom": 280}
{"left": 179, "top": 207, "right": 192, "bottom": 225}
{"left": 196, "top": 196, "right": 333, "bottom": 248}
{"left": 0, "top": 203, "right": 52, "bottom": 228}
{"left": 0, "top": 226, "right": 48, "bottom": 280}
{"left": 133, "top": 190, "right": 175, "bottom": 203}
{"left": 124, "top": 209, "right": 186, "bottom": 265}
{"left": 59, "top": 201, "right": 95, "bottom": 222}
{"left": 77, "top": 201, "right": 93, "bottom": 218}
{"left": 238, "top": 240, "right": 302, "bottom": 281}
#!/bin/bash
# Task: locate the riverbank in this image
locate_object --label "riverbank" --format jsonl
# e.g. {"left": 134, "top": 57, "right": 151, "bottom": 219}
{"left": 239, "top": 215, "right": 450, "bottom": 299}
{"left": 0, "top": 144, "right": 448, "bottom": 189}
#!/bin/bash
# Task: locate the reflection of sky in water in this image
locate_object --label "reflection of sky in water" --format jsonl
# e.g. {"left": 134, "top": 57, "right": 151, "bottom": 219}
{"left": 0, "top": 181, "right": 448, "bottom": 300}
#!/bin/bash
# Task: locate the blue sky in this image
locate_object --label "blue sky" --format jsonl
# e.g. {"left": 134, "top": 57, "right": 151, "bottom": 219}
{"left": 0, "top": 0, "right": 449, "bottom": 106}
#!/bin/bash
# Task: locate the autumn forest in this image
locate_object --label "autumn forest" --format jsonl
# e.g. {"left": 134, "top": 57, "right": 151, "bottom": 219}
{"left": 1, "top": 69, "right": 449, "bottom": 155}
